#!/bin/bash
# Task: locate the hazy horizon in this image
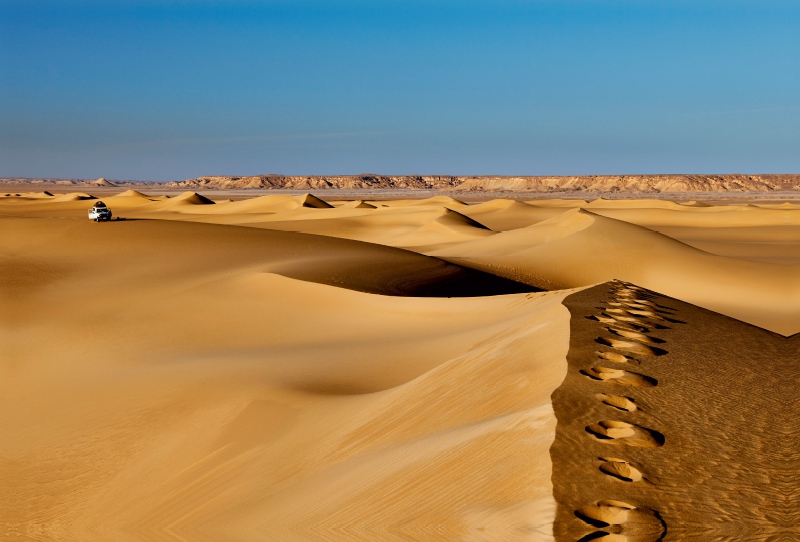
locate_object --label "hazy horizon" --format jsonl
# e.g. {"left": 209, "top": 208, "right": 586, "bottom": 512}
{"left": 3, "top": 0, "right": 799, "bottom": 181}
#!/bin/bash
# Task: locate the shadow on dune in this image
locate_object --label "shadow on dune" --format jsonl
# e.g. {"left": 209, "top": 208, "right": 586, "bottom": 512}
{"left": 276, "top": 254, "right": 540, "bottom": 299}
{"left": 419, "top": 265, "right": 542, "bottom": 297}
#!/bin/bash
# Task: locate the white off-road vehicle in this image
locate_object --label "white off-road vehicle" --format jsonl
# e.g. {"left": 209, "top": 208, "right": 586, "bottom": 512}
{"left": 88, "top": 201, "right": 113, "bottom": 221}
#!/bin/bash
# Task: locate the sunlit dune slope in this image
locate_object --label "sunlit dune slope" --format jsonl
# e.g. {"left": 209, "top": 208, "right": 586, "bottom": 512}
{"left": 0, "top": 217, "right": 531, "bottom": 298}
{"left": 459, "top": 199, "right": 568, "bottom": 231}
{"left": 5, "top": 191, "right": 800, "bottom": 333}
{"left": 430, "top": 209, "right": 800, "bottom": 335}
{"left": 243, "top": 206, "right": 497, "bottom": 251}
{"left": 0, "top": 215, "right": 572, "bottom": 541}
{"left": 7, "top": 191, "right": 800, "bottom": 333}
{"left": 12, "top": 189, "right": 800, "bottom": 263}
{"left": 584, "top": 203, "right": 800, "bottom": 264}
{"left": 102, "top": 197, "right": 498, "bottom": 251}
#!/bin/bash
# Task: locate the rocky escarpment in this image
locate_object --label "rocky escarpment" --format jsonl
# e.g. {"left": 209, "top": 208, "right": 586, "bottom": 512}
{"left": 165, "top": 174, "right": 800, "bottom": 193}
{"left": 165, "top": 174, "right": 463, "bottom": 190}
{"left": 4, "top": 174, "right": 799, "bottom": 193}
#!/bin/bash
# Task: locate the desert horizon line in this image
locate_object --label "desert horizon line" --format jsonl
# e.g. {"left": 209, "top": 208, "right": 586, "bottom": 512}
{"left": 4, "top": 172, "right": 800, "bottom": 183}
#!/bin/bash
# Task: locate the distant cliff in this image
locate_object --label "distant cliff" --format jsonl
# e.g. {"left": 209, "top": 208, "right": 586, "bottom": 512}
{"left": 164, "top": 174, "right": 800, "bottom": 193}
{"left": 4, "top": 174, "right": 800, "bottom": 193}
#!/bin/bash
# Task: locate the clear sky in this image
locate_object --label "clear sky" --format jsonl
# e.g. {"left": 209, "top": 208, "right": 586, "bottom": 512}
{"left": 2, "top": 0, "right": 799, "bottom": 181}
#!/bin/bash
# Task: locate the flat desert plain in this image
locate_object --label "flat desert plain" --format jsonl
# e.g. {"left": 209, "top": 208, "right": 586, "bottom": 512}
{"left": 2, "top": 190, "right": 799, "bottom": 541}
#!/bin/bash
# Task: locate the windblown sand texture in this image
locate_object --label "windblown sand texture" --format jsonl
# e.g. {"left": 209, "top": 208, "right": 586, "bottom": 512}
{"left": 552, "top": 282, "right": 800, "bottom": 542}
{"left": 2, "top": 190, "right": 800, "bottom": 540}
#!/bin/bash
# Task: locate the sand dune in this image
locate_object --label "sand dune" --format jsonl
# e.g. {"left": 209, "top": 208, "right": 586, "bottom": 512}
{"left": 3, "top": 191, "right": 800, "bottom": 540}
{"left": 121, "top": 202, "right": 495, "bottom": 251}
{"left": 213, "top": 193, "right": 334, "bottom": 213}
{"left": 459, "top": 199, "right": 568, "bottom": 231}
{"left": 582, "top": 204, "right": 800, "bottom": 264}
{"left": 430, "top": 209, "right": 800, "bottom": 335}
{"left": 0, "top": 214, "right": 571, "bottom": 540}
{"left": 8, "top": 191, "right": 800, "bottom": 332}
{"left": 333, "top": 199, "right": 376, "bottom": 209}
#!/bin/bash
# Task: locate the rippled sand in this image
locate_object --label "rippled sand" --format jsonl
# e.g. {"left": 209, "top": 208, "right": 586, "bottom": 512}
{"left": 553, "top": 282, "right": 799, "bottom": 542}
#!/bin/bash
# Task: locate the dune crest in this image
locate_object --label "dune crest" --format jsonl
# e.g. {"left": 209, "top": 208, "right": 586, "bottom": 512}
{"left": 430, "top": 209, "right": 800, "bottom": 334}
{"left": 553, "top": 282, "right": 800, "bottom": 541}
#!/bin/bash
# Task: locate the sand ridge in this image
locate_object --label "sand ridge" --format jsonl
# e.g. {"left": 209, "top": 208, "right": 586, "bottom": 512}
{"left": 551, "top": 281, "right": 800, "bottom": 541}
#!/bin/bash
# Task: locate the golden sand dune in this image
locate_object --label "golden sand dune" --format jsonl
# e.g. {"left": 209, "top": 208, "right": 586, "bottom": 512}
{"left": 582, "top": 205, "right": 800, "bottom": 264}
{"left": 210, "top": 193, "right": 333, "bottom": 213}
{"left": 123, "top": 201, "right": 496, "bottom": 251}
{"left": 7, "top": 191, "right": 800, "bottom": 333}
{"left": 430, "top": 209, "right": 800, "bottom": 334}
{"left": 3, "top": 191, "right": 800, "bottom": 540}
{"left": 334, "top": 199, "right": 377, "bottom": 209}
{"left": 458, "top": 199, "right": 568, "bottom": 231}
{"left": 0, "top": 214, "right": 570, "bottom": 540}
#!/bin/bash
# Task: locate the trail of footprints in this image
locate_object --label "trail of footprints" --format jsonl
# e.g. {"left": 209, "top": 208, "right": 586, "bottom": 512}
{"left": 575, "top": 281, "right": 676, "bottom": 542}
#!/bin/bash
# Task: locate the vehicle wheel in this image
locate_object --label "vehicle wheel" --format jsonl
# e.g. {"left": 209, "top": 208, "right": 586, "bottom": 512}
{"left": 94, "top": 218, "right": 98, "bottom": 222}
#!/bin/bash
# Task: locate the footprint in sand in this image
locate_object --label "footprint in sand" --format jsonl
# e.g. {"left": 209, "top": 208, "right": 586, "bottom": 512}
{"left": 581, "top": 367, "right": 657, "bottom": 387}
{"left": 576, "top": 499, "right": 665, "bottom": 542}
{"left": 613, "top": 290, "right": 642, "bottom": 298}
{"left": 600, "top": 312, "right": 666, "bottom": 329}
{"left": 596, "top": 393, "right": 638, "bottom": 411}
{"left": 622, "top": 308, "right": 684, "bottom": 324}
{"left": 605, "top": 301, "right": 654, "bottom": 309}
{"left": 610, "top": 295, "right": 646, "bottom": 302}
{"left": 589, "top": 314, "right": 620, "bottom": 325}
{"left": 586, "top": 420, "right": 665, "bottom": 447}
{"left": 603, "top": 307, "right": 668, "bottom": 323}
{"left": 602, "top": 308, "right": 651, "bottom": 320}
{"left": 625, "top": 308, "right": 668, "bottom": 319}
{"left": 577, "top": 499, "right": 636, "bottom": 526}
{"left": 596, "top": 351, "right": 638, "bottom": 364}
{"left": 621, "top": 300, "right": 661, "bottom": 311}
{"left": 596, "top": 337, "right": 667, "bottom": 357}
{"left": 598, "top": 457, "right": 644, "bottom": 482}
{"left": 589, "top": 315, "right": 650, "bottom": 333}
{"left": 604, "top": 328, "right": 666, "bottom": 345}
{"left": 621, "top": 303, "right": 675, "bottom": 317}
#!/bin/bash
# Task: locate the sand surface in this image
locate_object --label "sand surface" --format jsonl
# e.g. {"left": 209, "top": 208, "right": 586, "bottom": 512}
{"left": 0, "top": 204, "right": 571, "bottom": 541}
{"left": 552, "top": 282, "right": 799, "bottom": 541}
{"left": 21, "top": 190, "right": 794, "bottom": 334}
{"left": 2, "top": 191, "right": 798, "bottom": 540}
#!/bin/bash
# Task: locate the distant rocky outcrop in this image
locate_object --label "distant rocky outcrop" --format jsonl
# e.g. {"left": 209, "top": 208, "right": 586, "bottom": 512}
{"left": 3, "top": 174, "right": 799, "bottom": 193}
{"left": 164, "top": 174, "right": 463, "bottom": 191}
{"left": 0, "top": 178, "right": 143, "bottom": 187}
{"left": 165, "top": 174, "right": 800, "bottom": 193}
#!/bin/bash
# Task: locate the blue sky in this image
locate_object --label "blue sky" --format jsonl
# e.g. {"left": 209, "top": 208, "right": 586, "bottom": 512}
{"left": 2, "top": 1, "right": 799, "bottom": 180}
